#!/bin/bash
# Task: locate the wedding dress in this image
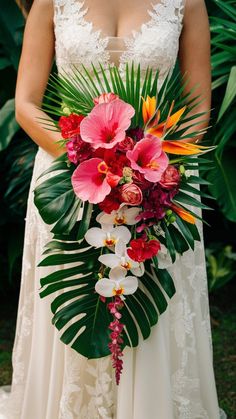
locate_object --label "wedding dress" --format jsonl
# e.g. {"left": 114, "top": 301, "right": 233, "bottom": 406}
{"left": 0, "top": 1, "right": 227, "bottom": 418}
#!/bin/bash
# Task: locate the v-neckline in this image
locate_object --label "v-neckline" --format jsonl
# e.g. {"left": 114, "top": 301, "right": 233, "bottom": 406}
{"left": 78, "top": 1, "right": 165, "bottom": 44}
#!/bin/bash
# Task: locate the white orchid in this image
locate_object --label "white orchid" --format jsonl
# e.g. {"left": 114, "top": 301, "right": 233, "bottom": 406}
{"left": 99, "top": 240, "right": 144, "bottom": 277}
{"left": 84, "top": 224, "right": 131, "bottom": 248}
{"left": 95, "top": 266, "right": 138, "bottom": 298}
{"left": 97, "top": 206, "right": 140, "bottom": 226}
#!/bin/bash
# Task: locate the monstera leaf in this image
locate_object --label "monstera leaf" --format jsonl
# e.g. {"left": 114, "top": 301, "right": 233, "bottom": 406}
{"left": 38, "top": 236, "right": 176, "bottom": 358}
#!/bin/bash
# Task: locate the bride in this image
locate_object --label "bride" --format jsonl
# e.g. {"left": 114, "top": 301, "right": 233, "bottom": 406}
{"left": 0, "top": 0, "right": 227, "bottom": 418}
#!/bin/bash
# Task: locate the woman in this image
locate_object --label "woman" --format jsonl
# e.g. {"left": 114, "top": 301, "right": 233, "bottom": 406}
{"left": 0, "top": 0, "right": 226, "bottom": 418}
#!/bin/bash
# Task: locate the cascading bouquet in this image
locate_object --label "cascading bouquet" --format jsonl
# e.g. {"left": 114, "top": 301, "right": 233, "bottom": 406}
{"left": 34, "top": 64, "right": 214, "bottom": 384}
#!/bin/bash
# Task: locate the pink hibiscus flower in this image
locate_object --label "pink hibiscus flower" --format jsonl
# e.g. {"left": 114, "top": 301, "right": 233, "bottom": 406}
{"left": 80, "top": 99, "right": 135, "bottom": 149}
{"left": 72, "top": 158, "right": 111, "bottom": 204}
{"left": 126, "top": 134, "right": 169, "bottom": 182}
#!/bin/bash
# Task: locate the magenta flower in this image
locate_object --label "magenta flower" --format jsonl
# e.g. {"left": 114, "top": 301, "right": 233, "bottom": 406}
{"left": 71, "top": 158, "right": 111, "bottom": 204}
{"left": 127, "top": 134, "right": 169, "bottom": 182}
{"left": 66, "top": 135, "right": 93, "bottom": 165}
{"left": 80, "top": 99, "right": 135, "bottom": 149}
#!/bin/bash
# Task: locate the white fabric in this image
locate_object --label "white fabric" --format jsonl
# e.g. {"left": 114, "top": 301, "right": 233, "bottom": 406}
{"left": 0, "top": 0, "right": 227, "bottom": 418}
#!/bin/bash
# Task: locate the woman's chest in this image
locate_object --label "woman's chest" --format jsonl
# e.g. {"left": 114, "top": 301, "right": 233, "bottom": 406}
{"left": 53, "top": 0, "right": 185, "bottom": 77}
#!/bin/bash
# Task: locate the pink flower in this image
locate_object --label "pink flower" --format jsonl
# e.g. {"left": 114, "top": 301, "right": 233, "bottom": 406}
{"left": 93, "top": 92, "right": 119, "bottom": 105}
{"left": 66, "top": 135, "right": 93, "bottom": 165}
{"left": 159, "top": 165, "right": 181, "bottom": 190}
{"left": 107, "top": 296, "right": 125, "bottom": 385}
{"left": 127, "top": 134, "right": 169, "bottom": 182}
{"left": 58, "top": 114, "right": 85, "bottom": 139}
{"left": 71, "top": 158, "right": 111, "bottom": 204}
{"left": 119, "top": 183, "right": 143, "bottom": 206}
{"left": 127, "top": 238, "right": 161, "bottom": 262}
{"left": 80, "top": 99, "right": 135, "bottom": 149}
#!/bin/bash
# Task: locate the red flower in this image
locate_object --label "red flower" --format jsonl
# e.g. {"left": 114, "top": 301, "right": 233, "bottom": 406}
{"left": 117, "top": 136, "right": 134, "bottom": 152}
{"left": 132, "top": 171, "right": 152, "bottom": 191}
{"left": 127, "top": 238, "right": 161, "bottom": 262}
{"left": 119, "top": 183, "right": 143, "bottom": 206}
{"left": 99, "top": 189, "right": 121, "bottom": 213}
{"left": 159, "top": 165, "right": 181, "bottom": 190}
{"left": 59, "top": 114, "right": 85, "bottom": 139}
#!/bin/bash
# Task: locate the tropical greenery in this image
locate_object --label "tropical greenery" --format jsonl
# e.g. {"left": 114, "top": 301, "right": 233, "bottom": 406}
{"left": 205, "top": 0, "right": 236, "bottom": 222}
{"left": 0, "top": 0, "right": 235, "bottom": 294}
{"left": 0, "top": 0, "right": 235, "bottom": 415}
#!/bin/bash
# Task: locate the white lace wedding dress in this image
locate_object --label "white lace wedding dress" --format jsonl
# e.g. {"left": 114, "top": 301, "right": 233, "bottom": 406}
{"left": 0, "top": 1, "right": 227, "bottom": 418}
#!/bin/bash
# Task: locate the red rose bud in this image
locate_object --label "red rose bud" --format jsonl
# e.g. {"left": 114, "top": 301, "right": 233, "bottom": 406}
{"left": 159, "top": 165, "right": 181, "bottom": 190}
{"left": 117, "top": 136, "right": 134, "bottom": 152}
{"left": 58, "top": 114, "right": 85, "bottom": 139}
{"left": 127, "top": 238, "right": 161, "bottom": 262}
{"left": 120, "top": 183, "right": 143, "bottom": 205}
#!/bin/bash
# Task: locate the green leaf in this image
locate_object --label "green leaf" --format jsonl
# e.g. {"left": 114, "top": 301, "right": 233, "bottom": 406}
{"left": 0, "top": 99, "right": 19, "bottom": 151}
{"left": 217, "top": 66, "right": 236, "bottom": 122}
{"left": 162, "top": 222, "right": 176, "bottom": 263}
{"left": 208, "top": 150, "right": 236, "bottom": 222}
{"left": 175, "top": 216, "right": 195, "bottom": 250}
{"left": 167, "top": 224, "right": 189, "bottom": 254}
{"left": 157, "top": 269, "right": 176, "bottom": 299}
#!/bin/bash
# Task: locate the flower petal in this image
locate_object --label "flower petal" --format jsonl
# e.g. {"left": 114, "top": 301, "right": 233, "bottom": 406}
{"left": 125, "top": 207, "right": 141, "bottom": 225}
{"left": 98, "top": 254, "right": 121, "bottom": 268}
{"left": 162, "top": 140, "right": 210, "bottom": 155}
{"left": 114, "top": 226, "right": 132, "bottom": 244}
{"left": 84, "top": 227, "right": 106, "bottom": 247}
{"left": 109, "top": 266, "right": 127, "bottom": 281}
{"left": 71, "top": 158, "right": 111, "bottom": 204}
{"left": 171, "top": 203, "right": 196, "bottom": 224}
{"left": 95, "top": 278, "right": 117, "bottom": 297}
{"left": 120, "top": 276, "right": 138, "bottom": 295}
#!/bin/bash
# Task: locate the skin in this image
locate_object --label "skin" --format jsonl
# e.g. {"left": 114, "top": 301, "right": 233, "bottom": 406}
{"left": 15, "top": 0, "right": 211, "bottom": 158}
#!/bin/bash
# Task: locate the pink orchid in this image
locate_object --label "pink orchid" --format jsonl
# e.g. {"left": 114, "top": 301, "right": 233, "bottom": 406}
{"left": 126, "top": 134, "right": 169, "bottom": 182}
{"left": 71, "top": 158, "right": 111, "bottom": 204}
{"left": 80, "top": 99, "right": 135, "bottom": 149}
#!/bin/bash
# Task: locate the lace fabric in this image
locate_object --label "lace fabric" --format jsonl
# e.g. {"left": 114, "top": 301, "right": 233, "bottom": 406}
{"left": 53, "top": 0, "right": 185, "bottom": 85}
{"left": 0, "top": 1, "right": 227, "bottom": 418}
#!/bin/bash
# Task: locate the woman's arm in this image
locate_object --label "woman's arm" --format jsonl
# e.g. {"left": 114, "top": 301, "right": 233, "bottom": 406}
{"left": 178, "top": 0, "right": 211, "bottom": 143}
{"left": 15, "top": 0, "right": 65, "bottom": 158}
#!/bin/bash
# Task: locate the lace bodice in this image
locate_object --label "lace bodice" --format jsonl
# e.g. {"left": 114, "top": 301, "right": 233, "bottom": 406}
{"left": 53, "top": 0, "right": 185, "bottom": 84}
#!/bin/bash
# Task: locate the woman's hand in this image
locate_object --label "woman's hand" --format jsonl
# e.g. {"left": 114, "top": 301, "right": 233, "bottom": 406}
{"left": 15, "top": 0, "right": 64, "bottom": 158}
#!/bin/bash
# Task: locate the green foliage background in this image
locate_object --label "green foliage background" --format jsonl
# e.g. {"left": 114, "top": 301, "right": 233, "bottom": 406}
{"left": 0, "top": 0, "right": 235, "bottom": 416}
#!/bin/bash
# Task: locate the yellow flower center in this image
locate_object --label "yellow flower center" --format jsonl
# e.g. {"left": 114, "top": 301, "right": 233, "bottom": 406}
{"left": 97, "top": 161, "right": 109, "bottom": 174}
{"left": 146, "top": 160, "right": 159, "bottom": 170}
{"left": 113, "top": 286, "right": 124, "bottom": 296}
{"left": 114, "top": 215, "right": 126, "bottom": 225}
{"left": 121, "top": 261, "right": 131, "bottom": 270}
{"left": 104, "top": 237, "right": 116, "bottom": 247}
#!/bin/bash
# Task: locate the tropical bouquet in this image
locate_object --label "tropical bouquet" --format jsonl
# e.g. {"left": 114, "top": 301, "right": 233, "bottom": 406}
{"left": 34, "top": 64, "right": 215, "bottom": 384}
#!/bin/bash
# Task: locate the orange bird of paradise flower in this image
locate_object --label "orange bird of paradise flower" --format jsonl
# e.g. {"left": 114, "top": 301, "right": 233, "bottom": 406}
{"left": 142, "top": 96, "right": 210, "bottom": 156}
{"left": 171, "top": 203, "right": 196, "bottom": 224}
